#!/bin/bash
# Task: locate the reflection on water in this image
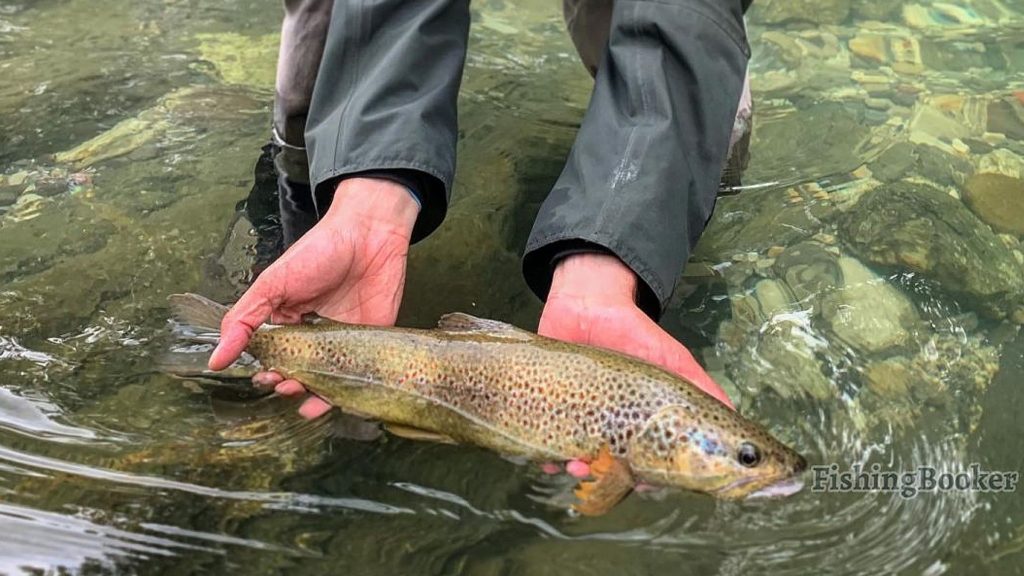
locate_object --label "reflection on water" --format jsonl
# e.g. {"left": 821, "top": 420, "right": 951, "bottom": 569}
{"left": 1, "top": 0, "right": 1024, "bottom": 573}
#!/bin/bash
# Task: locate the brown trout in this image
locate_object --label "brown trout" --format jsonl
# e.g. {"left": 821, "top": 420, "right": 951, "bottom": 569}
{"left": 171, "top": 293, "right": 807, "bottom": 515}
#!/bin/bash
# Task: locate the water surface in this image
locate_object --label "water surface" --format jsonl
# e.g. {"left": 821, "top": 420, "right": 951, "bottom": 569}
{"left": 2, "top": 0, "right": 1024, "bottom": 573}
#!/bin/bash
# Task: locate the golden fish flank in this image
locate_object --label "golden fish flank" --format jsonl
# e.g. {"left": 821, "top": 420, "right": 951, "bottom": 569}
{"left": 171, "top": 293, "right": 807, "bottom": 514}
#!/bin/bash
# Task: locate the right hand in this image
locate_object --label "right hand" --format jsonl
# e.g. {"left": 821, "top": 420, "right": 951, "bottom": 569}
{"left": 208, "top": 177, "right": 419, "bottom": 418}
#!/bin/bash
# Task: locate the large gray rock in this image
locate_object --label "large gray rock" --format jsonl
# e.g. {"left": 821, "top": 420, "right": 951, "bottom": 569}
{"left": 839, "top": 182, "right": 1024, "bottom": 320}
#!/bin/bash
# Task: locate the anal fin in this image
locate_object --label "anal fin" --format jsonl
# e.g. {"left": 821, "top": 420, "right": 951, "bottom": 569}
{"left": 572, "top": 446, "right": 633, "bottom": 516}
{"left": 384, "top": 423, "right": 457, "bottom": 445}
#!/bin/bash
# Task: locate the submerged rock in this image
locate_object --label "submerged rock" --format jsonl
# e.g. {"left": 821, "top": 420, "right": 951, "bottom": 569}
{"left": 751, "top": 0, "right": 851, "bottom": 25}
{"left": 976, "top": 148, "right": 1024, "bottom": 179}
{"left": 51, "top": 86, "right": 265, "bottom": 169}
{"left": 820, "top": 257, "right": 921, "bottom": 354}
{"left": 193, "top": 32, "right": 278, "bottom": 88}
{"left": 857, "top": 333, "right": 999, "bottom": 433}
{"left": 987, "top": 97, "right": 1024, "bottom": 140}
{"left": 848, "top": 32, "right": 924, "bottom": 75}
{"left": 963, "top": 173, "right": 1024, "bottom": 235}
{"left": 718, "top": 240, "right": 925, "bottom": 400}
{"left": 773, "top": 241, "right": 844, "bottom": 303}
{"left": 741, "top": 318, "right": 834, "bottom": 400}
{"left": 852, "top": 0, "right": 900, "bottom": 21}
{"left": 839, "top": 182, "right": 1024, "bottom": 320}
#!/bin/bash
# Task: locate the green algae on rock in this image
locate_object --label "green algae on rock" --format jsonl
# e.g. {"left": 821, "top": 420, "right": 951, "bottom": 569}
{"left": 193, "top": 32, "right": 279, "bottom": 88}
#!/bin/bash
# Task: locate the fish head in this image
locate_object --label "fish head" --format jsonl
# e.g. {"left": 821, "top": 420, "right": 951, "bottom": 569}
{"left": 627, "top": 404, "right": 807, "bottom": 500}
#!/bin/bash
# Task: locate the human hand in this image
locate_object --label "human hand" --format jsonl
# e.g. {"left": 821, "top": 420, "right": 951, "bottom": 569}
{"left": 209, "top": 177, "right": 419, "bottom": 418}
{"left": 538, "top": 252, "right": 734, "bottom": 409}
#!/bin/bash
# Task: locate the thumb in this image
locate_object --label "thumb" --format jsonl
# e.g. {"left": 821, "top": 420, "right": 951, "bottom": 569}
{"left": 686, "top": 368, "right": 736, "bottom": 411}
{"left": 208, "top": 288, "right": 274, "bottom": 371}
{"left": 655, "top": 332, "right": 736, "bottom": 411}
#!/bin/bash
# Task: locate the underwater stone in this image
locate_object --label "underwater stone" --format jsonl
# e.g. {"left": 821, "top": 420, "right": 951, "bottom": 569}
{"left": 839, "top": 182, "right": 1024, "bottom": 320}
{"left": 963, "top": 173, "right": 1024, "bottom": 235}
{"left": 916, "top": 143, "right": 974, "bottom": 187}
{"left": 193, "top": 32, "right": 278, "bottom": 88}
{"left": 751, "top": 0, "right": 851, "bottom": 25}
{"left": 903, "top": 3, "right": 986, "bottom": 29}
{"left": 0, "top": 188, "right": 18, "bottom": 207}
{"left": 920, "top": 38, "right": 1004, "bottom": 72}
{"left": 976, "top": 148, "right": 1024, "bottom": 178}
{"left": 987, "top": 97, "right": 1024, "bottom": 140}
{"left": 848, "top": 32, "right": 924, "bottom": 75}
{"left": 853, "top": 0, "right": 900, "bottom": 21}
{"left": 751, "top": 320, "right": 834, "bottom": 400}
{"left": 773, "top": 241, "right": 844, "bottom": 304}
{"left": 868, "top": 142, "right": 916, "bottom": 181}
{"left": 820, "top": 256, "right": 920, "bottom": 354}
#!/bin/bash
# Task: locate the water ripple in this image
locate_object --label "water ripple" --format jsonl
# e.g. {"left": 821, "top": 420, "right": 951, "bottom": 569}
{"left": 0, "top": 444, "right": 413, "bottom": 516}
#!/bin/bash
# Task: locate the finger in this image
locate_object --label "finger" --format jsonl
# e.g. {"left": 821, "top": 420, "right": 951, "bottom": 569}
{"left": 667, "top": 353, "right": 735, "bottom": 410}
{"left": 299, "top": 396, "right": 333, "bottom": 419}
{"left": 566, "top": 459, "right": 591, "bottom": 478}
{"left": 670, "top": 353, "right": 733, "bottom": 410}
{"left": 275, "top": 379, "right": 306, "bottom": 396}
{"left": 653, "top": 329, "right": 735, "bottom": 410}
{"left": 252, "top": 371, "right": 284, "bottom": 389}
{"left": 209, "top": 290, "right": 274, "bottom": 371}
{"left": 540, "top": 462, "right": 562, "bottom": 475}
{"left": 690, "top": 371, "right": 735, "bottom": 411}
{"left": 270, "top": 309, "right": 303, "bottom": 325}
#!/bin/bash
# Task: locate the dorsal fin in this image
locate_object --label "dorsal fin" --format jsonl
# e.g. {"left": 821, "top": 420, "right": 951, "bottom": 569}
{"left": 436, "top": 313, "right": 534, "bottom": 341}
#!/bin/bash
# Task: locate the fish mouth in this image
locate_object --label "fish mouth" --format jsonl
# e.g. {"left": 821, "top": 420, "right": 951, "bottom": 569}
{"left": 747, "top": 476, "right": 805, "bottom": 499}
{"left": 711, "top": 474, "right": 805, "bottom": 499}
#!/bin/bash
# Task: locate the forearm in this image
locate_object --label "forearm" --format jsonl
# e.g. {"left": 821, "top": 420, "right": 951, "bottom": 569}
{"left": 523, "top": 0, "right": 751, "bottom": 319}
{"left": 304, "top": 0, "right": 470, "bottom": 243}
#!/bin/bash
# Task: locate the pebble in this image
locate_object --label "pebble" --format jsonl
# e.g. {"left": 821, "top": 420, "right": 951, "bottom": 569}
{"left": 767, "top": 245, "right": 786, "bottom": 258}
{"left": 852, "top": 165, "right": 874, "bottom": 179}
{"left": 849, "top": 34, "right": 887, "bottom": 63}
{"left": 813, "top": 232, "right": 837, "bottom": 245}
{"left": 6, "top": 170, "right": 28, "bottom": 187}
{"left": 865, "top": 97, "right": 893, "bottom": 110}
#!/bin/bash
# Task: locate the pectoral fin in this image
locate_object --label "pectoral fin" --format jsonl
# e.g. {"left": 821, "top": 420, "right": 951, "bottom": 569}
{"left": 384, "top": 423, "right": 457, "bottom": 445}
{"left": 437, "top": 313, "right": 534, "bottom": 341}
{"left": 572, "top": 446, "right": 633, "bottom": 516}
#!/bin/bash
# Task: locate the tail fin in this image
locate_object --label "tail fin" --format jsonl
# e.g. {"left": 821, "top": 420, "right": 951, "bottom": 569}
{"left": 169, "top": 293, "right": 229, "bottom": 333}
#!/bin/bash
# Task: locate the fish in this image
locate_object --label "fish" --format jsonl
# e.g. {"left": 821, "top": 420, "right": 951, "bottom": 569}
{"left": 170, "top": 293, "right": 808, "bottom": 515}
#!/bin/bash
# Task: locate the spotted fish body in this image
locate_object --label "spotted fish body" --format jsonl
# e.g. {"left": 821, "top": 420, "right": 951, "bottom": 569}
{"left": 171, "top": 294, "right": 806, "bottom": 506}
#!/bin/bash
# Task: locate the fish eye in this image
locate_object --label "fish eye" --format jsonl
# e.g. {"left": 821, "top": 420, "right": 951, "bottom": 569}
{"left": 737, "top": 442, "right": 761, "bottom": 467}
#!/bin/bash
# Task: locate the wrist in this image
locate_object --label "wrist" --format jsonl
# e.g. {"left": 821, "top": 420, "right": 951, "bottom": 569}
{"left": 323, "top": 177, "right": 420, "bottom": 237}
{"left": 548, "top": 252, "right": 638, "bottom": 307}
